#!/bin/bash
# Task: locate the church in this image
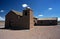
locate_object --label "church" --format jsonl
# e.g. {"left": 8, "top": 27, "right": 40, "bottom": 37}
{"left": 5, "top": 7, "right": 57, "bottom": 29}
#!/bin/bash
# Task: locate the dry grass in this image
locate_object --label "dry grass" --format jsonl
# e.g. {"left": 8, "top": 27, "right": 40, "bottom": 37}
{"left": 0, "top": 22, "right": 60, "bottom": 39}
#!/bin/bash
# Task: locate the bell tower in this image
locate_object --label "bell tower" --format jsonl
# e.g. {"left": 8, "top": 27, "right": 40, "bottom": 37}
{"left": 22, "top": 7, "right": 34, "bottom": 29}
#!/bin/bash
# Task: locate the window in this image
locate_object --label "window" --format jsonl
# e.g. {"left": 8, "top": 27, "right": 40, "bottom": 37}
{"left": 25, "top": 11, "right": 27, "bottom": 16}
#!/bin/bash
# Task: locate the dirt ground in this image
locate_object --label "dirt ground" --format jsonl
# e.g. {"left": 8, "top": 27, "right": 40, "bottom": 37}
{"left": 0, "top": 22, "right": 60, "bottom": 39}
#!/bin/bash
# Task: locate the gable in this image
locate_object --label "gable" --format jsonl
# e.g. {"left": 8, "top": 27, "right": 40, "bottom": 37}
{"left": 6, "top": 10, "right": 22, "bottom": 17}
{"left": 11, "top": 10, "right": 22, "bottom": 16}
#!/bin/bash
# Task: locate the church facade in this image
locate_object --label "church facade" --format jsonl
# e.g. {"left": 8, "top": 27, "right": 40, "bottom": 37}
{"left": 5, "top": 8, "right": 34, "bottom": 29}
{"left": 5, "top": 8, "right": 57, "bottom": 29}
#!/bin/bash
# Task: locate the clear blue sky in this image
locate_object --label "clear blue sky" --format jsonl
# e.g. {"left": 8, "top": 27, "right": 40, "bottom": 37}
{"left": 0, "top": 0, "right": 60, "bottom": 21}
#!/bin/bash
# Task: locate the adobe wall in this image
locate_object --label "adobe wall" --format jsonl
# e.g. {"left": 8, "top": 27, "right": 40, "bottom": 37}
{"left": 37, "top": 20, "right": 57, "bottom": 25}
{"left": 29, "top": 10, "right": 34, "bottom": 29}
{"left": 5, "top": 12, "right": 21, "bottom": 29}
{"left": 20, "top": 9, "right": 34, "bottom": 29}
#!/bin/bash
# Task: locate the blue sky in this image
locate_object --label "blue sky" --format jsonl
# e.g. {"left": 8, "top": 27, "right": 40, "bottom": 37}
{"left": 0, "top": 0, "right": 60, "bottom": 21}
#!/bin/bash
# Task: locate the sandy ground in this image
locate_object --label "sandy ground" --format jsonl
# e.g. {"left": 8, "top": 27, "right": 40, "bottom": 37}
{"left": 0, "top": 22, "right": 60, "bottom": 39}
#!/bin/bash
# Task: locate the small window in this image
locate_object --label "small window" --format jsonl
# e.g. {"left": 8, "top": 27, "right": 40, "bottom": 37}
{"left": 25, "top": 13, "right": 27, "bottom": 15}
{"left": 25, "top": 11, "right": 27, "bottom": 16}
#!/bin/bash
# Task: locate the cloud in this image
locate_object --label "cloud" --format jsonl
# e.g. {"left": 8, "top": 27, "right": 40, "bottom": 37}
{"left": 58, "top": 18, "right": 60, "bottom": 21}
{"left": 35, "top": 14, "right": 43, "bottom": 18}
{"left": 27, "top": 7, "right": 31, "bottom": 9}
{"left": 38, "top": 14, "right": 43, "bottom": 16}
{"left": 48, "top": 8, "right": 52, "bottom": 10}
{"left": 22, "top": 4, "right": 28, "bottom": 8}
{"left": 35, "top": 16, "right": 38, "bottom": 18}
{"left": 0, "top": 16, "right": 5, "bottom": 21}
{"left": 0, "top": 10, "right": 4, "bottom": 12}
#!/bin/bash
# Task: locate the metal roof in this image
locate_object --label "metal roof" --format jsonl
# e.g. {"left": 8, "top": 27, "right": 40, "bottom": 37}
{"left": 38, "top": 17, "right": 57, "bottom": 20}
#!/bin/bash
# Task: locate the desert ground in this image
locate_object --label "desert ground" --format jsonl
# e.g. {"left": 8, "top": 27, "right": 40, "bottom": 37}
{"left": 0, "top": 21, "right": 60, "bottom": 39}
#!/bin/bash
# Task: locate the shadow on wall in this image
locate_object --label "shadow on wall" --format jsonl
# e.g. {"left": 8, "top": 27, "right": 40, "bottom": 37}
{"left": 34, "top": 24, "right": 57, "bottom": 26}
{"left": 34, "top": 23, "right": 57, "bottom": 26}
{"left": 34, "top": 20, "right": 57, "bottom": 26}
{"left": 0, "top": 24, "right": 58, "bottom": 30}
{"left": 0, "top": 26, "right": 29, "bottom": 30}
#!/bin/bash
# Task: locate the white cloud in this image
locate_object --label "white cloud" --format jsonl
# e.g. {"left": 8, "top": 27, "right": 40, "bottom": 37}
{"left": 22, "top": 4, "right": 28, "bottom": 8}
{"left": 0, "top": 10, "right": 4, "bottom": 12}
{"left": 35, "top": 16, "right": 38, "bottom": 18}
{"left": 27, "top": 7, "right": 31, "bottom": 9}
{"left": 48, "top": 8, "right": 52, "bottom": 10}
{"left": 58, "top": 18, "right": 60, "bottom": 21}
{"left": 38, "top": 14, "right": 43, "bottom": 16}
{"left": 0, "top": 16, "right": 5, "bottom": 21}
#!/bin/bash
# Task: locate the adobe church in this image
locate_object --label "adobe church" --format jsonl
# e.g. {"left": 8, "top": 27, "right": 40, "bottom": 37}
{"left": 5, "top": 7, "right": 57, "bottom": 29}
{"left": 5, "top": 8, "right": 34, "bottom": 29}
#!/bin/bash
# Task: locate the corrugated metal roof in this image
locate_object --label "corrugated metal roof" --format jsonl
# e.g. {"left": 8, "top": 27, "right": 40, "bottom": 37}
{"left": 38, "top": 17, "right": 57, "bottom": 20}
{"left": 11, "top": 10, "right": 22, "bottom": 16}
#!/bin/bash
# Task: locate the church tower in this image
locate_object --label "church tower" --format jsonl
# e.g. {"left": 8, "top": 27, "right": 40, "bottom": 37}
{"left": 22, "top": 7, "right": 34, "bottom": 29}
